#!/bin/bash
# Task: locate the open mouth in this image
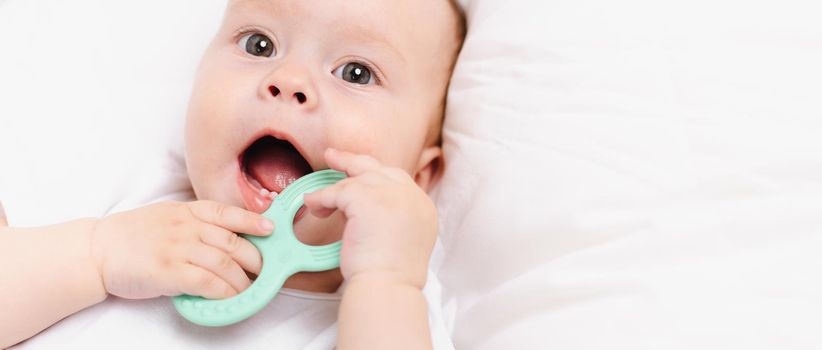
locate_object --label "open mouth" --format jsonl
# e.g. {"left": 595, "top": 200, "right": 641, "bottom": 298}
{"left": 237, "top": 135, "right": 313, "bottom": 214}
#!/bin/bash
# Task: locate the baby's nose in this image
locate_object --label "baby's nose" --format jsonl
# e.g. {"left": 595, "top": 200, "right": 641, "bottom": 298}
{"left": 268, "top": 85, "right": 308, "bottom": 105}
{"left": 261, "top": 63, "right": 318, "bottom": 110}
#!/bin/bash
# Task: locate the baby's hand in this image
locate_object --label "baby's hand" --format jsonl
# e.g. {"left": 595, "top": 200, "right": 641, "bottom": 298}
{"left": 90, "top": 201, "right": 274, "bottom": 300}
{"left": 304, "top": 149, "right": 438, "bottom": 289}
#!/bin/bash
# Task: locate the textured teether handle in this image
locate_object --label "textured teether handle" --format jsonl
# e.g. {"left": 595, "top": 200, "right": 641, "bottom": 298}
{"left": 172, "top": 258, "right": 292, "bottom": 327}
{"left": 173, "top": 169, "right": 345, "bottom": 327}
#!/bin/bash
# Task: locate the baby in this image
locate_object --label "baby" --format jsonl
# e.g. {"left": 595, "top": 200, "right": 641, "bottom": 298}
{"left": 0, "top": 0, "right": 464, "bottom": 348}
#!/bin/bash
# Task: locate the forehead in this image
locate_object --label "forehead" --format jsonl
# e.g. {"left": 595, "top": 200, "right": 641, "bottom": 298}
{"left": 228, "top": 0, "right": 438, "bottom": 21}
{"left": 227, "top": 0, "right": 455, "bottom": 59}
{"left": 229, "top": 0, "right": 398, "bottom": 40}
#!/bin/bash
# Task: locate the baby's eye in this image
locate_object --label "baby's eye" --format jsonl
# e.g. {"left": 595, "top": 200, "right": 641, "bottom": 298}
{"left": 239, "top": 33, "right": 276, "bottom": 57}
{"left": 332, "top": 62, "right": 374, "bottom": 85}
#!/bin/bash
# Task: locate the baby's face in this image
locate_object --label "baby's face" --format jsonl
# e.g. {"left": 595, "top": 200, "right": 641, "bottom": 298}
{"left": 184, "top": 0, "right": 460, "bottom": 291}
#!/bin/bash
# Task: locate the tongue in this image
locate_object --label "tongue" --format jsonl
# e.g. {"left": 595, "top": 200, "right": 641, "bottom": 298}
{"left": 244, "top": 137, "right": 312, "bottom": 193}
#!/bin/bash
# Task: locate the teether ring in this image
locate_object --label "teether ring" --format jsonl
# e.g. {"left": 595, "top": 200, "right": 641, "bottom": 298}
{"left": 173, "top": 169, "right": 345, "bottom": 326}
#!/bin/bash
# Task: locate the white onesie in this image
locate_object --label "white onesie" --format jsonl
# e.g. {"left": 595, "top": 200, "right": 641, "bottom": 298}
{"left": 10, "top": 154, "right": 455, "bottom": 350}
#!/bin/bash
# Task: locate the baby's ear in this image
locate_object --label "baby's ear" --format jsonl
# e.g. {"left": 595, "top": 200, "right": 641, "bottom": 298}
{"left": 413, "top": 146, "right": 443, "bottom": 192}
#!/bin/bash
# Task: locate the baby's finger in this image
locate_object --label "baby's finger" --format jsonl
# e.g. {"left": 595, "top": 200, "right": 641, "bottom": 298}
{"left": 188, "top": 200, "right": 274, "bottom": 236}
{"left": 324, "top": 148, "right": 383, "bottom": 177}
{"left": 303, "top": 179, "right": 359, "bottom": 216}
{"left": 199, "top": 225, "right": 263, "bottom": 275}
{"left": 176, "top": 264, "right": 237, "bottom": 300}
{"left": 186, "top": 244, "right": 251, "bottom": 294}
{"left": 308, "top": 206, "right": 337, "bottom": 219}
{"left": 303, "top": 183, "right": 341, "bottom": 214}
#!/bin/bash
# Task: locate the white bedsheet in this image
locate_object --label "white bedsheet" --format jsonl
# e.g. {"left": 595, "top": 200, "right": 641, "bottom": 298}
{"left": 3, "top": 0, "right": 822, "bottom": 349}
{"left": 431, "top": 0, "right": 822, "bottom": 348}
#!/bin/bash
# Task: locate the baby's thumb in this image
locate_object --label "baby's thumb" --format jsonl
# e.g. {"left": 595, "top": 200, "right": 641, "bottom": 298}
{"left": 0, "top": 200, "right": 8, "bottom": 227}
{"left": 302, "top": 192, "right": 337, "bottom": 218}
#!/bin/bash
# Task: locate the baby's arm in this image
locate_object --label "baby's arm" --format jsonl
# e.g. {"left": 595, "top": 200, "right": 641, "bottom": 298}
{"left": 0, "top": 201, "right": 272, "bottom": 348}
{"left": 338, "top": 274, "right": 432, "bottom": 349}
{"left": 0, "top": 219, "right": 106, "bottom": 348}
{"left": 304, "top": 149, "right": 438, "bottom": 350}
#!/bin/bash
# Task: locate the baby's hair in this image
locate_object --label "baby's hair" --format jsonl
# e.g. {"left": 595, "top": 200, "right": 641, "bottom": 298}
{"left": 428, "top": 0, "right": 467, "bottom": 148}
{"left": 448, "top": 0, "right": 467, "bottom": 52}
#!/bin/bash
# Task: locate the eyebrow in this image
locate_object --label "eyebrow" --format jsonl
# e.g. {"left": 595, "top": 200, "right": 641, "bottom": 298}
{"left": 230, "top": 0, "right": 406, "bottom": 64}
{"left": 336, "top": 23, "right": 407, "bottom": 65}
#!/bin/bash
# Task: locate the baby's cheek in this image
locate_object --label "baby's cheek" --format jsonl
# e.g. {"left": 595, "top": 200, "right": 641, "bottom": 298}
{"left": 184, "top": 146, "right": 225, "bottom": 201}
{"left": 193, "top": 175, "right": 245, "bottom": 211}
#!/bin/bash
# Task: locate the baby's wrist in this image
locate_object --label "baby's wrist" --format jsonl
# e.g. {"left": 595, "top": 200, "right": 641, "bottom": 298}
{"left": 76, "top": 218, "right": 109, "bottom": 301}
{"left": 48, "top": 217, "right": 109, "bottom": 304}
{"left": 346, "top": 270, "right": 427, "bottom": 291}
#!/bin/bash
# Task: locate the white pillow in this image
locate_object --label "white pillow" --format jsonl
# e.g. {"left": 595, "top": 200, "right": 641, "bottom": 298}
{"left": 0, "top": 0, "right": 224, "bottom": 225}
{"left": 433, "top": 0, "right": 822, "bottom": 348}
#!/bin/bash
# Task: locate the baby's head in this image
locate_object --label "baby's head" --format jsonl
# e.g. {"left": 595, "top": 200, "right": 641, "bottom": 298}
{"left": 183, "top": 0, "right": 464, "bottom": 291}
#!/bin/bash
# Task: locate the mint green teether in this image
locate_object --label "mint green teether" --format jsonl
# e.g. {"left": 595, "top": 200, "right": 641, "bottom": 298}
{"left": 173, "top": 169, "right": 345, "bottom": 327}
